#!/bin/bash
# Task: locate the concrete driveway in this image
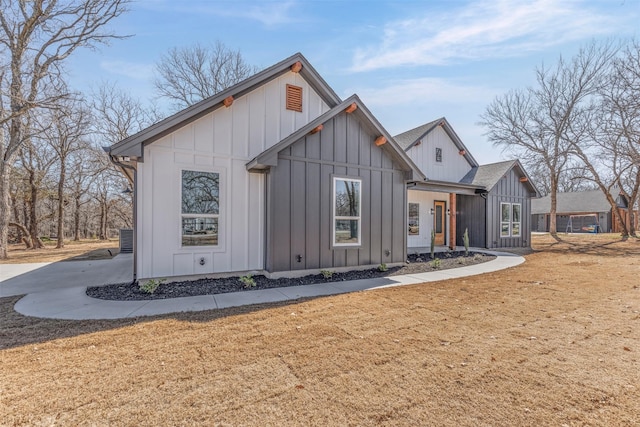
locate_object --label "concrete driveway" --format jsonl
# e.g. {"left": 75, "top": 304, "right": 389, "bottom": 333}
{"left": 0, "top": 254, "right": 133, "bottom": 297}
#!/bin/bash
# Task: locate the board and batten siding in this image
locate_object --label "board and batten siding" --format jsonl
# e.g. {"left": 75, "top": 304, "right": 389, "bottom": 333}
{"left": 456, "top": 194, "right": 487, "bottom": 248}
{"left": 405, "top": 126, "right": 473, "bottom": 182}
{"left": 136, "top": 71, "right": 330, "bottom": 279}
{"left": 266, "top": 112, "right": 408, "bottom": 272}
{"left": 485, "top": 167, "right": 533, "bottom": 249}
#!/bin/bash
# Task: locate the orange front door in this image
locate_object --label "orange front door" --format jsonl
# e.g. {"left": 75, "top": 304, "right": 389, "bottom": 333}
{"left": 434, "top": 201, "right": 446, "bottom": 245}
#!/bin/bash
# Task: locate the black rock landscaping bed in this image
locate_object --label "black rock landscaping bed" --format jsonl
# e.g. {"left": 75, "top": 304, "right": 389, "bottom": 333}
{"left": 87, "top": 251, "right": 496, "bottom": 301}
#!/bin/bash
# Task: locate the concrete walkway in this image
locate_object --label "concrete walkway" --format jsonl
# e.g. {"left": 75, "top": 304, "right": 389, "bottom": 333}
{"left": 11, "top": 251, "right": 525, "bottom": 320}
{"left": 0, "top": 254, "right": 134, "bottom": 297}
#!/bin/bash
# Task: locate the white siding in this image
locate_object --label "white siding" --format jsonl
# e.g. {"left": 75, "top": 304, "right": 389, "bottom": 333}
{"left": 406, "top": 126, "right": 473, "bottom": 182}
{"left": 137, "top": 71, "right": 330, "bottom": 279}
{"left": 407, "top": 190, "right": 451, "bottom": 250}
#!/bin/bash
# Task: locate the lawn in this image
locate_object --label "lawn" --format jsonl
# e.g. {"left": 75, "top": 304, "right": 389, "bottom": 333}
{"left": 1, "top": 234, "right": 639, "bottom": 425}
{"left": 1, "top": 239, "right": 119, "bottom": 264}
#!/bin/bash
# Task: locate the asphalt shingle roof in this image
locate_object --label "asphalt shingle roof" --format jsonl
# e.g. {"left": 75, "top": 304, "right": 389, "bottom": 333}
{"left": 531, "top": 189, "right": 619, "bottom": 214}
{"left": 393, "top": 118, "right": 441, "bottom": 150}
{"left": 459, "top": 160, "right": 517, "bottom": 191}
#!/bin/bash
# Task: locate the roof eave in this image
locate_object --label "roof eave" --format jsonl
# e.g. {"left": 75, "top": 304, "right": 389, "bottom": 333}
{"left": 110, "top": 53, "right": 342, "bottom": 159}
{"left": 247, "top": 95, "right": 426, "bottom": 181}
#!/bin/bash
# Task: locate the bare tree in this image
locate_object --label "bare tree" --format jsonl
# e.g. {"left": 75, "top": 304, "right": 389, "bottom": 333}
{"left": 570, "top": 40, "right": 640, "bottom": 236}
{"left": 67, "top": 144, "right": 103, "bottom": 241}
{"left": 91, "top": 81, "right": 161, "bottom": 145}
{"left": 0, "top": 0, "right": 130, "bottom": 258}
{"left": 41, "top": 98, "right": 91, "bottom": 247}
{"left": 154, "top": 41, "right": 258, "bottom": 110}
{"left": 480, "top": 41, "right": 618, "bottom": 234}
{"left": 15, "top": 132, "right": 57, "bottom": 249}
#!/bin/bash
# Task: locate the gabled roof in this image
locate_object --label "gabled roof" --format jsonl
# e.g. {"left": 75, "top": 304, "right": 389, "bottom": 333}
{"left": 460, "top": 159, "right": 540, "bottom": 196}
{"left": 246, "top": 94, "right": 426, "bottom": 181}
{"left": 110, "top": 52, "right": 341, "bottom": 159}
{"left": 531, "top": 189, "right": 621, "bottom": 214}
{"left": 393, "top": 117, "right": 479, "bottom": 168}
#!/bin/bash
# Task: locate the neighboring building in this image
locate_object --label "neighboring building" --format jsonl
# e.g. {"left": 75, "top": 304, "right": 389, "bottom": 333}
{"left": 531, "top": 189, "right": 638, "bottom": 233}
{"left": 109, "top": 53, "right": 422, "bottom": 280}
{"left": 395, "top": 119, "right": 539, "bottom": 251}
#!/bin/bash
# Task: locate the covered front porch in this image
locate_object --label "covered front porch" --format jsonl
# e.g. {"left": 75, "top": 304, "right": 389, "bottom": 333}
{"left": 407, "top": 180, "right": 482, "bottom": 251}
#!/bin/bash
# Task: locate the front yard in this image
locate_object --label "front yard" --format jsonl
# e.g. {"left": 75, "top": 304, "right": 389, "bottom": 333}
{"left": 1, "top": 234, "right": 639, "bottom": 425}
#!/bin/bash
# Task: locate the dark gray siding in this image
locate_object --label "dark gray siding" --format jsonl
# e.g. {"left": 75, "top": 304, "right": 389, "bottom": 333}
{"left": 456, "top": 195, "right": 486, "bottom": 248}
{"left": 266, "top": 112, "right": 407, "bottom": 272}
{"left": 486, "top": 168, "right": 534, "bottom": 248}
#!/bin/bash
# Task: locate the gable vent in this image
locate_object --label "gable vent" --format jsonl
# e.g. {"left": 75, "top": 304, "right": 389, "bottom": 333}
{"left": 286, "top": 84, "right": 303, "bottom": 112}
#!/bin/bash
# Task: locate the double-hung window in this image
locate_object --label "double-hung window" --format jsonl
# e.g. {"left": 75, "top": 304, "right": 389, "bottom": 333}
{"left": 501, "top": 202, "right": 521, "bottom": 237}
{"left": 181, "top": 170, "right": 219, "bottom": 246}
{"left": 333, "top": 177, "right": 361, "bottom": 246}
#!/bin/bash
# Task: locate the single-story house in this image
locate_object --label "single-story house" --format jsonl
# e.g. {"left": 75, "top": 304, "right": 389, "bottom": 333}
{"left": 109, "top": 53, "right": 537, "bottom": 281}
{"left": 109, "top": 53, "right": 424, "bottom": 280}
{"left": 395, "top": 120, "right": 539, "bottom": 251}
{"left": 531, "top": 189, "right": 638, "bottom": 233}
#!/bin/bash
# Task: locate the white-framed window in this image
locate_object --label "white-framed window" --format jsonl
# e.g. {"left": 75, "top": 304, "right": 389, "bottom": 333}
{"left": 333, "top": 177, "right": 361, "bottom": 246}
{"left": 501, "top": 202, "right": 521, "bottom": 238}
{"left": 181, "top": 170, "right": 219, "bottom": 247}
{"left": 408, "top": 202, "right": 420, "bottom": 235}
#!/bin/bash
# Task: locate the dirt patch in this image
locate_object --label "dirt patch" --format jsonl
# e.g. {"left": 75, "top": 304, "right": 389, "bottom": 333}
{"left": 1, "top": 240, "right": 120, "bottom": 264}
{"left": 87, "top": 251, "right": 495, "bottom": 301}
{"left": 1, "top": 233, "right": 639, "bottom": 426}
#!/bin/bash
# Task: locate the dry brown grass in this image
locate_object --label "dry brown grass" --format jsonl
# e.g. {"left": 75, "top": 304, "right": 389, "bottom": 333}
{"left": 1, "top": 233, "right": 639, "bottom": 426}
{"left": 1, "top": 239, "right": 119, "bottom": 264}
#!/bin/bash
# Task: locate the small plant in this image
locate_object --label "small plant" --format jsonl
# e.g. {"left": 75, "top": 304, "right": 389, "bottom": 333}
{"left": 430, "top": 258, "right": 441, "bottom": 269}
{"left": 430, "top": 229, "right": 436, "bottom": 259}
{"left": 457, "top": 257, "right": 467, "bottom": 265}
{"left": 473, "top": 253, "right": 483, "bottom": 261}
{"left": 239, "top": 274, "right": 256, "bottom": 288}
{"left": 463, "top": 227, "right": 470, "bottom": 256}
{"left": 378, "top": 263, "right": 388, "bottom": 272}
{"left": 320, "top": 270, "right": 333, "bottom": 279}
{"left": 139, "top": 278, "right": 165, "bottom": 294}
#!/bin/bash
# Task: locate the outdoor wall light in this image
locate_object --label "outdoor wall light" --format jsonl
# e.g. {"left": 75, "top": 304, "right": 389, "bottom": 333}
{"left": 447, "top": 208, "right": 451, "bottom": 216}
{"left": 430, "top": 208, "right": 434, "bottom": 215}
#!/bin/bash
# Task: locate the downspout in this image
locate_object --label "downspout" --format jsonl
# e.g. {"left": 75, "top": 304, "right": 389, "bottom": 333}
{"left": 105, "top": 151, "right": 138, "bottom": 285}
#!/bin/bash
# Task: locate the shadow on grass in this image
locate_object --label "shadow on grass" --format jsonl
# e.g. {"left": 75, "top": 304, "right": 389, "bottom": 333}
{"left": 0, "top": 294, "right": 320, "bottom": 351}
{"left": 539, "top": 234, "right": 640, "bottom": 257}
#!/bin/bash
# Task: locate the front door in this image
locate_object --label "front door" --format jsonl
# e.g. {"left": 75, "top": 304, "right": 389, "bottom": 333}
{"left": 434, "top": 201, "right": 446, "bottom": 245}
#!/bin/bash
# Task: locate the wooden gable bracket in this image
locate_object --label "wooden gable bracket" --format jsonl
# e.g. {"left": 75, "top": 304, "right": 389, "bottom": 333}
{"left": 310, "top": 124, "right": 323, "bottom": 134}
{"left": 344, "top": 103, "right": 358, "bottom": 114}
{"left": 374, "top": 136, "right": 387, "bottom": 146}
{"left": 459, "top": 149, "right": 466, "bottom": 155}
{"left": 290, "top": 61, "right": 303, "bottom": 73}
{"left": 223, "top": 96, "right": 234, "bottom": 108}
{"left": 519, "top": 176, "right": 529, "bottom": 182}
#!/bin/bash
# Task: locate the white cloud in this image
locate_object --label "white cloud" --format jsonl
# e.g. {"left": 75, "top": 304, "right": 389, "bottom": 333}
{"left": 100, "top": 60, "right": 155, "bottom": 80}
{"left": 140, "top": 0, "right": 299, "bottom": 27}
{"left": 349, "top": 77, "right": 496, "bottom": 107}
{"left": 351, "top": 0, "right": 624, "bottom": 72}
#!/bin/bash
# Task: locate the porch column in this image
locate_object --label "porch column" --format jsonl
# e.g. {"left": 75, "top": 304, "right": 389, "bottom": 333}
{"left": 449, "top": 193, "right": 456, "bottom": 250}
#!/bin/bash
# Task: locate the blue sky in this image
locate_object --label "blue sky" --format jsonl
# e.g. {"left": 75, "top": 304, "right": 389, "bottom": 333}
{"left": 67, "top": 0, "right": 639, "bottom": 164}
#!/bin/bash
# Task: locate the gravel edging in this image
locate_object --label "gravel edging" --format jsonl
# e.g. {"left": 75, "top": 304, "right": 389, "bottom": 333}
{"left": 87, "top": 251, "right": 496, "bottom": 301}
